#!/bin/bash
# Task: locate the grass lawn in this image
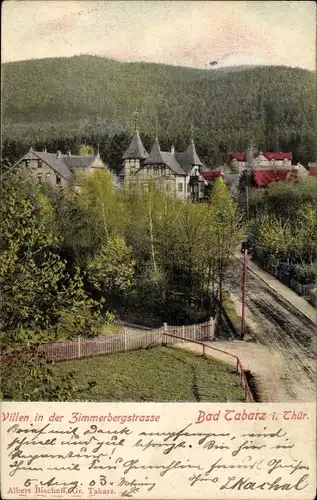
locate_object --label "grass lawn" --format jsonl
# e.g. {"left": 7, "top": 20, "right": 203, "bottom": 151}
{"left": 53, "top": 346, "right": 245, "bottom": 402}
{"left": 222, "top": 291, "right": 255, "bottom": 340}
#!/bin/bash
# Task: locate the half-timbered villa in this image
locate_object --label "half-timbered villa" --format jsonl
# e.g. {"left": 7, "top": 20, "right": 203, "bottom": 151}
{"left": 119, "top": 130, "right": 206, "bottom": 200}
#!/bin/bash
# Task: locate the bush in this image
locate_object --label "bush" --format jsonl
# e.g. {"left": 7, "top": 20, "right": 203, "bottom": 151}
{"left": 291, "top": 264, "right": 316, "bottom": 285}
{"left": 309, "top": 289, "right": 317, "bottom": 307}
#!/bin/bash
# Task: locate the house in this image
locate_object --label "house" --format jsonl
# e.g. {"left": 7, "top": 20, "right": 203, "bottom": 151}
{"left": 226, "top": 150, "right": 314, "bottom": 189}
{"left": 229, "top": 151, "right": 293, "bottom": 170}
{"left": 307, "top": 162, "right": 317, "bottom": 177}
{"left": 120, "top": 130, "right": 206, "bottom": 200}
{"left": 201, "top": 167, "right": 243, "bottom": 199}
{"left": 12, "top": 147, "right": 108, "bottom": 189}
{"left": 202, "top": 155, "right": 311, "bottom": 196}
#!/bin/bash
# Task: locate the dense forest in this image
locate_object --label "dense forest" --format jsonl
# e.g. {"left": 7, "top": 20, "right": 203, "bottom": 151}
{"left": 1, "top": 55, "right": 316, "bottom": 171}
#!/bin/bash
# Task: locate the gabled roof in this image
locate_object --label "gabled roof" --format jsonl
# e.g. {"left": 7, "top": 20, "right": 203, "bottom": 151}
{"left": 175, "top": 139, "right": 203, "bottom": 174}
{"left": 160, "top": 152, "right": 187, "bottom": 175}
{"left": 122, "top": 131, "right": 148, "bottom": 160}
{"left": 63, "top": 155, "right": 96, "bottom": 169}
{"left": 143, "top": 138, "right": 165, "bottom": 166}
{"left": 143, "top": 139, "right": 187, "bottom": 175}
{"left": 121, "top": 135, "right": 204, "bottom": 177}
{"left": 14, "top": 149, "right": 107, "bottom": 182}
{"left": 20, "top": 150, "right": 74, "bottom": 181}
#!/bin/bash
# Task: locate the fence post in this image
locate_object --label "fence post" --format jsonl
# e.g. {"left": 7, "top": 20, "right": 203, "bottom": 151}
{"left": 193, "top": 324, "right": 196, "bottom": 340}
{"left": 124, "top": 328, "right": 127, "bottom": 352}
{"left": 209, "top": 317, "right": 213, "bottom": 339}
{"left": 77, "top": 336, "right": 81, "bottom": 359}
{"left": 163, "top": 323, "right": 168, "bottom": 345}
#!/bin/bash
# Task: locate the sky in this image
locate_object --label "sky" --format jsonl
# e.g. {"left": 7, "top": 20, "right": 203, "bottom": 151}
{"left": 1, "top": 0, "right": 316, "bottom": 70}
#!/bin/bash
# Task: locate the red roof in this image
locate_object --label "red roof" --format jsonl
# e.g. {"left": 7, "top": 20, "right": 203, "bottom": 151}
{"left": 229, "top": 152, "right": 292, "bottom": 162}
{"left": 202, "top": 170, "right": 223, "bottom": 181}
{"left": 229, "top": 153, "right": 246, "bottom": 161}
{"left": 253, "top": 169, "right": 298, "bottom": 188}
{"left": 262, "top": 152, "right": 292, "bottom": 160}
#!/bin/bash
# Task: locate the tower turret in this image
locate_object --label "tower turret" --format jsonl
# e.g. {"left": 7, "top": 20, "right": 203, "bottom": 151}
{"left": 121, "top": 130, "right": 148, "bottom": 186}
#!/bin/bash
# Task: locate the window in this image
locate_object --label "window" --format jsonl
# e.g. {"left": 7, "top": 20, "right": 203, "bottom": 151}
{"left": 45, "top": 173, "right": 51, "bottom": 181}
{"left": 25, "top": 160, "right": 30, "bottom": 168}
{"left": 38, "top": 160, "right": 42, "bottom": 168}
{"left": 37, "top": 173, "right": 43, "bottom": 184}
{"left": 178, "top": 182, "right": 183, "bottom": 192}
{"left": 56, "top": 174, "right": 61, "bottom": 185}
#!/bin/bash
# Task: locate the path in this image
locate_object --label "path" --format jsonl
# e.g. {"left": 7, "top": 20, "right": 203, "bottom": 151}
{"left": 246, "top": 257, "right": 316, "bottom": 323}
{"left": 174, "top": 340, "right": 305, "bottom": 402}
{"left": 220, "top": 257, "right": 316, "bottom": 402}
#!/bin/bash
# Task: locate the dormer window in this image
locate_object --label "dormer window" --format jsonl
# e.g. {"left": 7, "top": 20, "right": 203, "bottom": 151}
{"left": 25, "top": 159, "right": 30, "bottom": 168}
{"left": 38, "top": 160, "right": 42, "bottom": 168}
{"left": 56, "top": 174, "right": 61, "bottom": 185}
{"left": 37, "top": 173, "right": 43, "bottom": 184}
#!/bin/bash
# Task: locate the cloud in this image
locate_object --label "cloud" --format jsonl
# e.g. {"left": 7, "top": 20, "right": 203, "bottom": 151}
{"left": 23, "top": 13, "right": 79, "bottom": 42}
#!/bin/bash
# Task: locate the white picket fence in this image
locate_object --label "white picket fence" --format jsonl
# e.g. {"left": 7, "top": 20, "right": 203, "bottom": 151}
{"left": 32, "top": 317, "right": 215, "bottom": 363}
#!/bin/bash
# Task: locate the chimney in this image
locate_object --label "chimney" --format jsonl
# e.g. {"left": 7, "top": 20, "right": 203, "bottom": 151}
{"left": 171, "top": 145, "right": 175, "bottom": 154}
{"left": 56, "top": 150, "right": 62, "bottom": 158}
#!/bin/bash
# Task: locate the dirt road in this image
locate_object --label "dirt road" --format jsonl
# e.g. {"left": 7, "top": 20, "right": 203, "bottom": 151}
{"left": 222, "top": 260, "right": 316, "bottom": 402}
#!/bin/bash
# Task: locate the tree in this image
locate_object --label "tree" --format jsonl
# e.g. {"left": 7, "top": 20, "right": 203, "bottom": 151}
{"left": 0, "top": 345, "right": 96, "bottom": 401}
{"left": 87, "top": 236, "right": 135, "bottom": 299}
{"left": 292, "top": 205, "right": 317, "bottom": 263}
{"left": 255, "top": 214, "right": 294, "bottom": 259}
{"left": 249, "top": 177, "right": 317, "bottom": 266}
{"left": 76, "top": 169, "right": 124, "bottom": 241}
{"left": 0, "top": 170, "right": 102, "bottom": 348}
{"left": 205, "top": 177, "right": 244, "bottom": 308}
{"left": 79, "top": 144, "right": 95, "bottom": 155}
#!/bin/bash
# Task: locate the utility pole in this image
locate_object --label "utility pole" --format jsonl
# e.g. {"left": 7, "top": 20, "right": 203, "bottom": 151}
{"left": 240, "top": 248, "right": 248, "bottom": 340}
{"left": 245, "top": 143, "right": 253, "bottom": 225}
{"left": 246, "top": 183, "right": 250, "bottom": 224}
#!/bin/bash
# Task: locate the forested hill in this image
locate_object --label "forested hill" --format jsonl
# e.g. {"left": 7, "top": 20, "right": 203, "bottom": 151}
{"left": 1, "top": 55, "right": 316, "bottom": 168}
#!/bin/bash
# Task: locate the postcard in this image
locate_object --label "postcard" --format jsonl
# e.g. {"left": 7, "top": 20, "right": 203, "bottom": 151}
{"left": 1, "top": 1, "right": 316, "bottom": 499}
